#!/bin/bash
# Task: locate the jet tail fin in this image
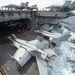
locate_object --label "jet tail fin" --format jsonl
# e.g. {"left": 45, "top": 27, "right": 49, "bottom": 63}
{"left": 13, "top": 48, "right": 31, "bottom": 67}
{"left": 29, "top": 4, "right": 37, "bottom": 9}
{"left": 7, "top": 34, "right": 17, "bottom": 42}
{"left": 69, "top": 1, "right": 75, "bottom": 10}
{"left": 21, "top": 2, "right": 29, "bottom": 8}
{"left": 63, "top": 1, "right": 71, "bottom": 7}
{"left": 7, "top": 36, "right": 14, "bottom": 42}
{"left": 11, "top": 34, "right": 17, "bottom": 39}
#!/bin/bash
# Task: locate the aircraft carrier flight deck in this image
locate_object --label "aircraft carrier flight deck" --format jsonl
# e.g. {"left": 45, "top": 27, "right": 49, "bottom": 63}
{"left": 0, "top": 1, "right": 75, "bottom": 75}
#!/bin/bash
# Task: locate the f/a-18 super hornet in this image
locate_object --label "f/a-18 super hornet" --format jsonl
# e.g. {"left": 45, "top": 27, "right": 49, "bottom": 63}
{"left": 2, "top": 2, "right": 29, "bottom": 10}
{"left": 34, "top": 28, "right": 70, "bottom": 46}
{"left": 2, "top": 2, "right": 37, "bottom": 10}
{"left": 8, "top": 34, "right": 57, "bottom": 75}
{"left": 45, "top": 0, "right": 75, "bottom": 12}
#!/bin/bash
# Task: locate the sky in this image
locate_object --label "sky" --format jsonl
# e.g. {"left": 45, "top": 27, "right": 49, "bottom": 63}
{"left": 0, "top": 0, "right": 74, "bottom": 9}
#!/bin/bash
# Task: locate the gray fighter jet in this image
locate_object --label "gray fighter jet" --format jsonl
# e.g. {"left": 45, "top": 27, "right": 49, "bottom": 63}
{"left": 8, "top": 34, "right": 57, "bottom": 75}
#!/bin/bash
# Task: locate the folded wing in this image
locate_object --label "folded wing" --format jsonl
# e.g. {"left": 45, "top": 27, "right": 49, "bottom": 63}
{"left": 13, "top": 47, "right": 31, "bottom": 67}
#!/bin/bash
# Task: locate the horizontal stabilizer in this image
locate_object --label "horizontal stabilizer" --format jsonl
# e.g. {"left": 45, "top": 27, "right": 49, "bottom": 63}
{"left": 36, "top": 57, "right": 47, "bottom": 75}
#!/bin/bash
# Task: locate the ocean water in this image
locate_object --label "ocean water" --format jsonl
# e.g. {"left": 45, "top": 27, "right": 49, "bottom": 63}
{"left": 48, "top": 41, "right": 75, "bottom": 75}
